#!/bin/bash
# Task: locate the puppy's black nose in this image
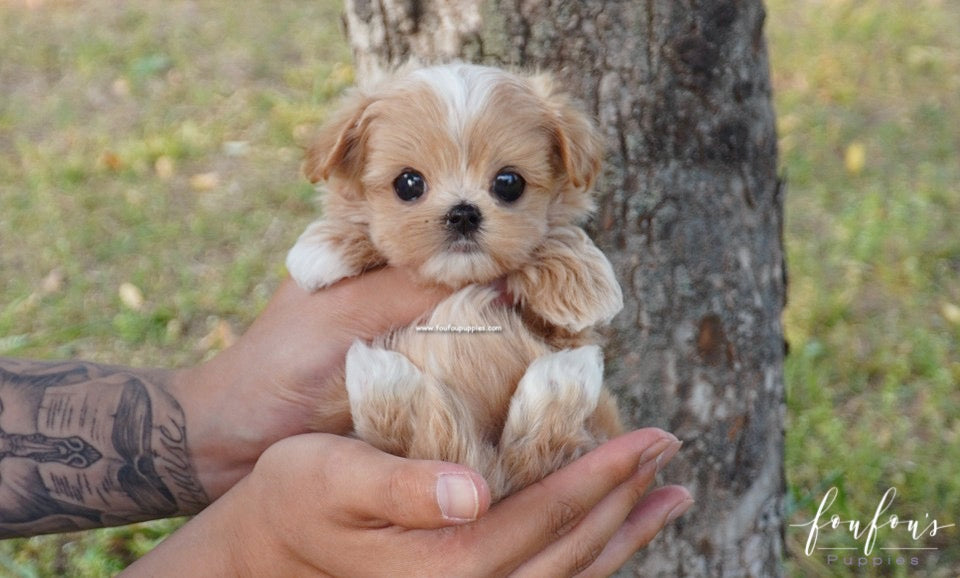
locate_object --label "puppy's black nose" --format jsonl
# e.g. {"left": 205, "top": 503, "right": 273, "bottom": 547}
{"left": 445, "top": 203, "right": 483, "bottom": 236}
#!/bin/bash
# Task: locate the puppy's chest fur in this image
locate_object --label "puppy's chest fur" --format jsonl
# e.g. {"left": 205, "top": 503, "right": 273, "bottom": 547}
{"left": 383, "top": 297, "right": 552, "bottom": 442}
{"left": 311, "top": 286, "right": 592, "bottom": 442}
{"left": 311, "top": 286, "right": 622, "bottom": 500}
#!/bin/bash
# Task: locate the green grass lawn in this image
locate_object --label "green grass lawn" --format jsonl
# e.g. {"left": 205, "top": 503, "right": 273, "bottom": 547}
{"left": 1, "top": 0, "right": 958, "bottom": 575}
{"left": 768, "top": 0, "right": 960, "bottom": 575}
{"left": 0, "top": 1, "right": 351, "bottom": 574}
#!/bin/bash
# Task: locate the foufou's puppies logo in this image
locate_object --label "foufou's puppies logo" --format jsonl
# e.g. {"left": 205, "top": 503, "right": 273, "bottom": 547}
{"left": 791, "top": 486, "right": 955, "bottom": 568}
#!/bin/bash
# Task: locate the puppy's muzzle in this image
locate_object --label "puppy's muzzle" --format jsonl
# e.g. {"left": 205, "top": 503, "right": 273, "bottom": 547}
{"left": 445, "top": 203, "right": 483, "bottom": 237}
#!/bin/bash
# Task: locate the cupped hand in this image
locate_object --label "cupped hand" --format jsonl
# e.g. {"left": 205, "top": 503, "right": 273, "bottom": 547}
{"left": 173, "top": 268, "right": 450, "bottom": 499}
{"left": 125, "top": 428, "right": 692, "bottom": 577}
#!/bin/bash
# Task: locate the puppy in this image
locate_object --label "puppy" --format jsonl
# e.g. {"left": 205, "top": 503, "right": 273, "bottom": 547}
{"left": 287, "top": 63, "right": 624, "bottom": 500}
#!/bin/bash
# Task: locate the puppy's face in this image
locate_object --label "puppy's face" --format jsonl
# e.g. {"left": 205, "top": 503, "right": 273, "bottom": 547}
{"left": 306, "top": 64, "right": 602, "bottom": 287}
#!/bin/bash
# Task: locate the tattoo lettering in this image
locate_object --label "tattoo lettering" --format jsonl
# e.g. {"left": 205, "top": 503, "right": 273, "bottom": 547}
{"left": 0, "top": 359, "right": 210, "bottom": 538}
{"left": 157, "top": 416, "right": 209, "bottom": 513}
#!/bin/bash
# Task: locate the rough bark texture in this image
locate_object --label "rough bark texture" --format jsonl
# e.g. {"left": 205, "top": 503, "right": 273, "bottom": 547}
{"left": 343, "top": 1, "right": 786, "bottom": 576}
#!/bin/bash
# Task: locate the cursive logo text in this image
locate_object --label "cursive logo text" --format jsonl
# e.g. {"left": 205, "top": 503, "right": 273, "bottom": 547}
{"left": 791, "top": 486, "right": 955, "bottom": 556}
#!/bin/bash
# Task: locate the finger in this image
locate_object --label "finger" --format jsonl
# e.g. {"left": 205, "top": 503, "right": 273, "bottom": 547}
{"left": 511, "top": 441, "right": 682, "bottom": 577}
{"left": 578, "top": 485, "right": 694, "bottom": 577}
{"left": 246, "top": 269, "right": 449, "bottom": 367}
{"left": 311, "top": 435, "right": 492, "bottom": 530}
{"left": 467, "top": 428, "right": 679, "bottom": 576}
{"left": 322, "top": 267, "right": 452, "bottom": 341}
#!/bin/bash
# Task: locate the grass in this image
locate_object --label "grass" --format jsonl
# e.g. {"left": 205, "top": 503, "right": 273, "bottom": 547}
{"left": 0, "top": 0, "right": 957, "bottom": 575}
{"left": 0, "top": 1, "right": 350, "bottom": 574}
{"left": 768, "top": 0, "right": 960, "bottom": 575}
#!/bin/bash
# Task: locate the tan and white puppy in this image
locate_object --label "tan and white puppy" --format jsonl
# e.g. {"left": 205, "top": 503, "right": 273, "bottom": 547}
{"left": 288, "top": 63, "right": 624, "bottom": 500}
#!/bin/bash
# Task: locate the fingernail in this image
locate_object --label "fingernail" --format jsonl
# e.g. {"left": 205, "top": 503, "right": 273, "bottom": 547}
{"left": 665, "top": 498, "right": 695, "bottom": 523}
{"left": 637, "top": 435, "right": 680, "bottom": 473}
{"left": 437, "top": 473, "right": 479, "bottom": 523}
{"left": 655, "top": 440, "right": 683, "bottom": 474}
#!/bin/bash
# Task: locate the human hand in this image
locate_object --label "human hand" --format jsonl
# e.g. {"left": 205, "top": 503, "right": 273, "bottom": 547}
{"left": 124, "top": 428, "right": 692, "bottom": 577}
{"left": 171, "top": 268, "right": 450, "bottom": 499}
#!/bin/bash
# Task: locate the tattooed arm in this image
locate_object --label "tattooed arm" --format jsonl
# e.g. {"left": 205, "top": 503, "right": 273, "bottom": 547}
{"left": 0, "top": 268, "right": 450, "bottom": 538}
{"left": 0, "top": 359, "right": 206, "bottom": 537}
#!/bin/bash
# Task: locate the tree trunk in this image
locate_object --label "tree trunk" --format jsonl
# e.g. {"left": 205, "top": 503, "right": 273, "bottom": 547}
{"left": 343, "top": 1, "right": 786, "bottom": 576}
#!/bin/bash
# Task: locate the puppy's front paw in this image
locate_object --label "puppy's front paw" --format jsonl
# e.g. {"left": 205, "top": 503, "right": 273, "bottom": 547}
{"left": 495, "top": 346, "right": 606, "bottom": 497}
{"left": 345, "top": 341, "right": 490, "bottom": 470}
{"left": 345, "top": 340, "right": 424, "bottom": 407}
{"left": 286, "top": 240, "right": 357, "bottom": 292}
{"left": 345, "top": 340, "right": 426, "bottom": 455}
{"left": 505, "top": 345, "right": 604, "bottom": 430}
{"left": 286, "top": 221, "right": 363, "bottom": 291}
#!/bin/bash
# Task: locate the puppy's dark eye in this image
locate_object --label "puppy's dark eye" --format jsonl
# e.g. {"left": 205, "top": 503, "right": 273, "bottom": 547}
{"left": 393, "top": 170, "right": 426, "bottom": 201}
{"left": 491, "top": 170, "right": 525, "bottom": 203}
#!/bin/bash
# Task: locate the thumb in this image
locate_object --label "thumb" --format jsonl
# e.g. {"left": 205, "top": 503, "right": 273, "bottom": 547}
{"left": 311, "top": 435, "right": 491, "bottom": 529}
{"left": 363, "top": 457, "right": 492, "bottom": 529}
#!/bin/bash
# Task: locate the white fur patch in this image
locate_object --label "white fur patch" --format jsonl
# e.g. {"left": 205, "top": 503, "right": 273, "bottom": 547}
{"left": 285, "top": 232, "right": 357, "bottom": 291}
{"left": 507, "top": 346, "right": 604, "bottom": 423}
{"left": 344, "top": 340, "right": 424, "bottom": 410}
{"left": 410, "top": 64, "right": 504, "bottom": 139}
{"left": 419, "top": 250, "right": 500, "bottom": 287}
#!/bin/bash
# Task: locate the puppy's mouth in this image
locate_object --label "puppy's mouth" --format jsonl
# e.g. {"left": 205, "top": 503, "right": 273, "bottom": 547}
{"left": 445, "top": 236, "right": 483, "bottom": 254}
{"left": 421, "top": 233, "right": 500, "bottom": 286}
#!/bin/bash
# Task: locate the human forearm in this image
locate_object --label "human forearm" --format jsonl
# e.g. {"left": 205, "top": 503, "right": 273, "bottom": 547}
{"left": 0, "top": 270, "right": 453, "bottom": 539}
{"left": 0, "top": 358, "right": 209, "bottom": 538}
{"left": 118, "top": 483, "right": 253, "bottom": 577}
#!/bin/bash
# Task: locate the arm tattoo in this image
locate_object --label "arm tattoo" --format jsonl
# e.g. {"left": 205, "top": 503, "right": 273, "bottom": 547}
{"left": 0, "top": 358, "right": 210, "bottom": 538}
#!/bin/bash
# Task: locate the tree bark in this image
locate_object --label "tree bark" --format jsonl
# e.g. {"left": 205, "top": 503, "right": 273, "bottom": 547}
{"left": 343, "top": 1, "right": 786, "bottom": 575}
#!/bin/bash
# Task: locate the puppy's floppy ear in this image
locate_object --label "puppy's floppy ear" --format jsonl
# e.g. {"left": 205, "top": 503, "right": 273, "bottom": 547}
{"left": 304, "top": 92, "right": 373, "bottom": 185}
{"left": 529, "top": 74, "right": 604, "bottom": 192}
{"left": 507, "top": 226, "right": 623, "bottom": 333}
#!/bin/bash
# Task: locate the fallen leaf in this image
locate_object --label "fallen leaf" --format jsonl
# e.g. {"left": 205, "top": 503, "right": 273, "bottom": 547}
{"left": 198, "top": 319, "right": 236, "bottom": 352}
{"left": 844, "top": 142, "right": 866, "bottom": 176}
{"left": 118, "top": 282, "right": 145, "bottom": 311}
{"left": 111, "top": 77, "right": 131, "bottom": 98}
{"left": 942, "top": 302, "right": 960, "bottom": 325}
{"left": 40, "top": 268, "right": 65, "bottom": 295}
{"left": 166, "top": 318, "right": 184, "bottom": 341}
{"left": 155, "top": 156, "right": 175, "bottom": 180}
{"left": 190, "top": 171, "right": 220, "bottom": 191}
{"left": 99, "top": 151, "right": 123, "bottom": 172}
